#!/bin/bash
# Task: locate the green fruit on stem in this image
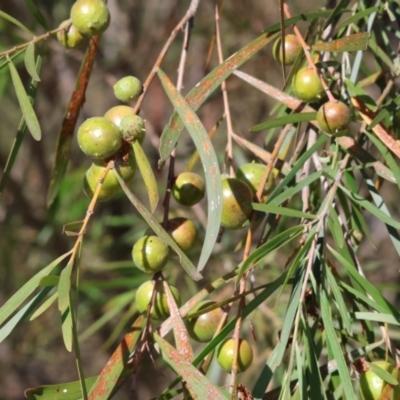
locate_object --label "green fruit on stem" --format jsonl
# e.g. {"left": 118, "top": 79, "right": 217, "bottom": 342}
{"left": 167, "top": 217, "right": 198, "bottom": 253}
{"left": 217, "top": 338, "right": 253, "bottom": 373}
{"left": 221, "top": 177, "right": 253, "bottom": 230}
{"left": 104, "top": 105, "right": 136, "bottom": 128}
{"left": 186, "top": 301, "right": 223, "bottom": 342}
{"left": 77, "top": 117, "right": 121, "bottom": 160}
{"left": 120, "top": 115, "right": 146, "bottom": 144}
{"left": 83, "top": 152, "right": 136, "bottom": 201}
{"left": 359, "top": 360, "right": 400, "bottom": 400}
{"left": 113, "top": 76, "right": 143, "bottom": 103}
{"left": 71, "top": 0, "right": 110, "bottom": 36}
{"left": 293, "top": 67, "right": 324, "bottom": 103}
{"left": 135, "top": 280, "right": 181, "bottom": 320}
{"left": 273, "top": 34, "right": 302, "bottom": 65}
{"left": 236, "top": 163, "right": 274, "bottom": 201}
{"left": 172, "top": 172, "right": 205, "bottom": 207}
{"left": 57, "top": 20, "right": 84, "bottom": 49}
{"left": 317, "top": 100, "right": 351, "bottom": 133}
{"left": 132, "top": 235, "right": 170, "bottom": 273}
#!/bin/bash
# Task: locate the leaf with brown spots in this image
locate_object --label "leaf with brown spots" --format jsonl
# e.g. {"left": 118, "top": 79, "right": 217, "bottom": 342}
{"left": 158, "top": 69, "right": 222, "bottom": 273}
{"left": 153, "top": 332, "right": 230, "bottom": 399}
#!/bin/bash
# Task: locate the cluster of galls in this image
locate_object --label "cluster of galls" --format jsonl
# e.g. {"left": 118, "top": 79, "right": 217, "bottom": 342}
{"left": 57, "top": 0, "right": 111, "bottom": 49}
{"left": 273, "top": 34, "right": 351, "bottom": 134}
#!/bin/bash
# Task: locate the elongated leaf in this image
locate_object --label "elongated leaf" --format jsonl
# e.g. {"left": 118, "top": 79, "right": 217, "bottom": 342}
{"left": 23, "top": 0, "right": 49, "bottom": 30}
{"left": 7, "top": 56, "right": 41, "bottom": 140}
{"left": 312, "top": 32, "right": 369, "bottom": 52}
{"left": 368, "top": 362, "right": 399, "bottom": 386}
{"left": 25, "top": 377, "right": 97, "bottom": 400}
{"left": 30, "top": 292, "right": 58, "bottom": 321}
{"left": 0, "top": 287, "right": 51, "bottom": 343}
{"left": 0, "top": 55, "right": 42, "bottom": 194}
{"left": 0, "top": 250, "right": 72, "bottom": 327}
{"left": 61, "top": 306, "right": 73, "bottom": 352}
{"left": 354, "top": 312, "right": 400, "bottom": 326}
{"left": 320, "top": 285, "right": 354, "bottom": 400}
{"left": 159, "top": 31, "right": 277, "bottom": 166}
{"left": 250, "top": 112, "right": 317, "bottom": 132}
{"left": 336, "top": 7, "right": 379, "bottom": 30}
{"left": 24, "top": 43, "right": 40, "bottom": 81}
{"left": 250, "top": 203, "right": 316, "bottom": 219}
{"left": 158, "top": 69, "right": 221, "bottom": 273}
{"left": 0, "top": 10, "right": 33, "bottom": 35}
{"left": 47, "top": 38, "right": 100, "bottom": 207}
{"left": 88, "top": 316, "right": 145, "bottom": 399}
{"left": 236, "top": 225, "right": 303, "bottom": 283}
{"left": 58, "top": 262, "right": 73, "bottom": 312}
{"left": 132, "top": 141, "right": 159, "bottom": 212}
{"left": 39, "top": 275, "right": 60, "bottom": 287}
{"left": 114, "top": 169, "right": 202, "bottom": 280}
{"left": 153, "top": 332, "right": 229, "bottom": 399}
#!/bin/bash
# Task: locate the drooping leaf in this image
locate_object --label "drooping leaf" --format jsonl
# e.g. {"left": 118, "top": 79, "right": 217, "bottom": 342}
{"left": 29, "top": 292, "right": 58, "bottom": 321}
{"left": 0, "top": 10, "right": 33, "bottom": 35}
{"left": 61, "top": 306, "right": 73, "bottom": 352}
{"left": 158, "top": 69, "right": 222, "bottom": 273}
{"left": 58, "top": 262, "right": 73, "bottom": 312}
{"left": 47, "top": 38, "right": 100, "bottom": 208}
{"left": 24, "top": 43, "right": 40, "bottom": 81}
{"left": 88, "top": 316, "right": 145, "bottom": 399}
{"left": 132, "top": 141, "right": 159, "bottom": 213}
{"left": 0, "top": 250, "right": 72, "bottom": 327}
{"left": 153, "top": 332, "right": 229, "bottom": 399}
{"left": 25, "top": 377, "right": 97, "bottom": 400}
{"left": 158, "top": 31, "right": 277, "bottom": 166}
{"left": 7, "top": 56, "right": 41, "bottom": 140}
{"left": 114, "top": 169, "right": 202, "bottom": 280}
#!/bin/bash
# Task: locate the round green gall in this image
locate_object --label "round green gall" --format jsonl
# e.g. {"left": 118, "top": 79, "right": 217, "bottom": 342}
{"left": 236, "top": 163, "right": 274, "bottom": 201}
{"left": 221, "top": 177, "right": 253, "bottom": 230}
{"left": 104, "top": 105, "right": 135, "bottom": 128}
{"left": 273, "top": 34, "right": 302, "bottom": 65}
{"left": 113, "top": 76, "right": 143, "bottom": 103}
{"left": 57, "top": 20, "right": 84, "bottom": 49}
{"left": 166, "top": 217, "right": 198, "bottom": 253}
{"left": 120, "top": 115, "right": 146, "bottom": 144}
{"left": 186, "top": 301, "right": 223, "bottom": 342}
{"left": 359, "top": 360, "right": 400, "bottom": 400}
{"left": 83, "top": 152, "right": 136, "bottom": 201}
{"left": 317, "top": 100, "right": 351, "bottom": 133}
{"left": 172, "top": 172, "right": 205, "bottom": 207}
{"left": 71, "top": 0, "right": 110, "bottom": 36}
{"left": 135, "top": 280, "right": 181, "bottom": 320}
{"left": 293, "top": 67, "right": 325, "bottom": 103}
{"left": 77, "top": 117, "right": 121, "bottom": 160}
{"left": 132, "top": 235, "right": 170, "bottom": 273}
{"left": 217, "top": 338, "right": 253, "bottom": 373}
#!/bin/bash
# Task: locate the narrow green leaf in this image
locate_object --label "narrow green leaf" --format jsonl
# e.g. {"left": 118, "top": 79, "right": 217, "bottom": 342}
{"left": 23, "top": 0, "right": 49, "bottom": 30}
{"left": 39, "top": 275, "right": 60, "bottom": 287}
{"left": 24, "top": 43, "right": 40, "bottom": 81}
{"left": 320, "top": 287, "right": 354, "bottom": 400}
{"left": 339, "top": 184, "right": 400, "bottom": 229}
{"left": 0, "top": 10, "right": 33, "bottom": 35}
{"left": 354, "top": 312, "right": 400, "bottom": 326}
{"left": 0, "top": 55, "right": 41, "bottom": 194}
{"left": 29, "top": 292, "right": 58, "bottom": 321}
{"left": 236, "top": 225, "right": 304, "bottom": 283}
{"left": 336, "top": 7, "right": 379, "bottom": 30}
{"left": 0, "top": 250, "right": 72, "bottom": 327}
{"left": 368, "top": 362, "right": 399, "bottom": 386}
{"left": 250, "top": 203, "right": 316, "bottom": 219}
{"left": 159, "top": 31, "right": 277, "bottom": 166}
{"left": 25, "top": 377, "right": 97, "bottom": 400}
{"left": 58, "top": 262, "right": 73, "bottom": 312}
{"left": 88, "top": 316, "right": 145, "bottom": 398}
{"left": 0, "top": 287, "right": 51, "bottom": 343}
{"left": 327, "top": 205, "right": 344, "bottom": 249}
{"left": 312, "top": 32, "right": 369, "bottom": 52}
{"left": 61, "top": 306, "right": 73, "bottom": 352}
{"left": 153, "top": 332, "right": 229, "bottom": 399}
{"left": 132, "top": 141, "right": 159, "bottom": 213}
{"left": 250, "top": 112, "right": 317, "bottom": 132}
{"left": 158, "top": 69, "right": 222, "bottom": 273}
{"left": 7, "top": 56, "right": 41, "bottom": 140}
{"left": 114, "top": 169, "right": 202, "bottom": 281}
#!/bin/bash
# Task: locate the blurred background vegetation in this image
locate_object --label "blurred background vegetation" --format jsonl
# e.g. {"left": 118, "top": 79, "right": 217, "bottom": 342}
{"left": 1, "top": 0, "right": 400, "bottom": 398}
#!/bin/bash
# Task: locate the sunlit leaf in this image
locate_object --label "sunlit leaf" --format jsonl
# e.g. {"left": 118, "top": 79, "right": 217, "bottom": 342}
{"left": 312, "top": 32, "right": 369, "bottom": 52}
{"left": 158, "top": 69, "right": 222, "bottom": 273}
{"left": 24, "top": 43, "right": 40, "bottom": 81}
{"left": 30, "top": 292, "right": 58, "bottom": 321}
